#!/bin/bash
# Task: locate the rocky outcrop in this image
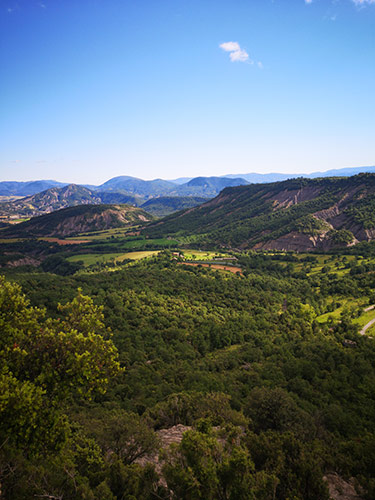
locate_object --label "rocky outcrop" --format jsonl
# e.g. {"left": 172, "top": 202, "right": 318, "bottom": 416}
{"left": 136, "top": 424, "right": 191, "bottom": 485}
{"left": 323, "top": 473, "right": 363, "bottom": 500}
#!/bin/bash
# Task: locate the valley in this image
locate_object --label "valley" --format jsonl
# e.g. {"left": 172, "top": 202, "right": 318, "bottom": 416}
{"left": 1, "top": 172, "right": 375, "bottom": 499}
{"left": 3, "top": 0, "right": 374, "bottom": 496}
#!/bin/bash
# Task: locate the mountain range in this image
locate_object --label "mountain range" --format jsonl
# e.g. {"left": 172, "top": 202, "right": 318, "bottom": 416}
{"left": 0, "top": 175, "right": 249, "bottom": 199}
{"left": 0, "top": 184, "right": 210, "bottom": 219}
{"left": 2, "top": 164, "right": 375, "bottom": 197}
{"left": 5, "top": 172, "right": 375, "bottom": 252}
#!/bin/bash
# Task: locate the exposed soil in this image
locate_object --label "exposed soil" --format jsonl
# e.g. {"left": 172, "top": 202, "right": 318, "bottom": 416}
{"left": 41, "top": 238, "right": 90, "bottom": 245}
{"left": 179, "top": 262, "right": 243, "bottom": 274}
{"left": 7, "top": 256, "right": 41, "bottom": 267}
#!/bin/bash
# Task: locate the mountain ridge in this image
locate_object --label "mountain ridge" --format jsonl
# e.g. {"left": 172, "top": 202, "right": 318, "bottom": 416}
{"left": 2, "top": 164, "right": 375, "bottom": 196}
{"left": 2, "top": 204, "right": 154, "bottom": 238}
{"left": 145, "top": 173, "right": 375, "bottom": 251}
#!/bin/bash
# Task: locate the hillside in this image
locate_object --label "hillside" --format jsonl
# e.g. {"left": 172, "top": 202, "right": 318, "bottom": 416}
{"left": 175, "top": 176, "right": 249, "bottom": 197}
{"left": 0, "top": 184, "right": 103, "bottom": 219}
{"left": 97, "top": 176, "right": 176, "bottom": 197}
{"left": 96, "top": 175, "right": 249, "bottom": 198}
{"left": 2, "top": 204, "right": 153, "bottom": 237}
{"left": 140, "top": 196, "right": 209, "bottom": 217}
{"left": 0, "top": 179, "right": 249, "bottom": 221}
{"left": 146, "top": 173, "right": 375, "bottom": 251}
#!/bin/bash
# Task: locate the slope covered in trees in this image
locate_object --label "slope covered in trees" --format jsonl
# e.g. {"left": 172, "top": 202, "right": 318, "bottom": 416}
{"left": 146, "top": 173, "right": 375, "bottom": 251}
{"left": 141, "top": 196, "right": 209, "bottom": 216}
{"left": 1, "top": 248, "right": 375, "bottom": 498}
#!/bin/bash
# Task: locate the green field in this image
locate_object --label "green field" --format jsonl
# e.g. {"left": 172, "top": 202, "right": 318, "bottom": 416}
{"left": 67, "top": 250, "right": 160, "bottom": 267}
{"left": 316, "top": 298, "right": 363, "bottom": 323}
{"left": 181, "top": 249, "right": 231, "bottom": 261}
{"left": 67, "top": 227, "right": 138, "bottom": 241}
{"left": 121, "top": 238, "right": 178, "bottom": 249}
{"left": 353, "top": 306, "right": 375, "bottom": 332}
{"left": 316, "top": 297, "right": 375, "bottom": 335}
{"left": 0, "top": 237, "right": 24, "bottom": 243}
{"left": 123, "top": 250, "right": 160, "bottom": 260}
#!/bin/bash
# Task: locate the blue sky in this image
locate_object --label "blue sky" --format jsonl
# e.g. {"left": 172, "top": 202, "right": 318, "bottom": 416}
{"left": 1, "top": 0, "right": 374, "bottom": 184}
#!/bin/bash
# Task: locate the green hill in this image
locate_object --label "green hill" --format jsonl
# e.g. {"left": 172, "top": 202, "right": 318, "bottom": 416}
{"left": 140, "top": 196, "right": 209, "bottom": 217}
{"left": 146, "top": 173, "right": 375, "bottom": 251}
{"left": 2, "top": 204, "right": 154, "bottom": 238}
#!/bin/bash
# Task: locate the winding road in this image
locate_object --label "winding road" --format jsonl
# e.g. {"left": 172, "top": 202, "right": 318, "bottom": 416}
{"left": 359, "top": 305, "right": 375, "bottom": 335}
{"left": 360, "top": 317, "right": 375, "bottom": 336}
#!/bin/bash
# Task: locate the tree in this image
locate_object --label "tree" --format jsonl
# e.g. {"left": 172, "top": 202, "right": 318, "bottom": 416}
{"left": 82, "top": 409, "right": 159, "bottom": 465}
{"left": 162, "top": 422, "right": 276, "bottom": 500}
{"left": 0, "top": 276, "right": 122, "bottom": 453}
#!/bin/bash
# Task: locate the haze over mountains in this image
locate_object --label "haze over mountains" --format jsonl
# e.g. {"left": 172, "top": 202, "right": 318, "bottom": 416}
{"left": 0, "top": 175, "right": 253, "bottom": 219}
{"left": 2, "top": 165, "right": 375, "bottom": 250}
{"left": 0, "top": 175, "right": 250, "bottom": 198}
{"left": 2, "top": 164, "right": 375, "bottom": 197}
{"left": 0, "top": 184, "right": 212, "bottom": 219}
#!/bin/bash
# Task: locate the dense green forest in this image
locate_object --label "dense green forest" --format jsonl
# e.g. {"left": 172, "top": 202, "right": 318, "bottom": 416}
{"left": 1, "top": 244, "right": 375, "bottom": 499}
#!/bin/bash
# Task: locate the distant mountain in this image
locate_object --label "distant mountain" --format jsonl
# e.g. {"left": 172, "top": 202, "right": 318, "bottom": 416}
{"left": 96, "top": 191, "right": 141, "bottom": 205}
{"left": 176, "top": 177, "right": 249, "bottom": 197}
{"left": 146, "top": 173, "right": 375, "bottom": 252}
{"left": 308, "top": 166, "right": 375, "bottom": 178}
{"left": 224, "top": 165, "right": 375, "bottom": 184}
{"left": 96, "top": 176, "right": 176, "bottom": 197}
{"left": 2, "top": 165, "right": 375, "bottom": 213}
{"left": 0, "top": 180, "right": 67, "bottom": 196}
{"left": 224, "top": 173, "right": 294, "bottom": 183}
{"left": 0, "top": 184, "right": 102, "bottom": 218}
{"left": 141, "top": 196, "right": 209, "bottom": 217}
{"left": 0, "top": 183, "right": 212, "bottom": 220}
{"left": 3, "top": 204, "right": 153, "bottom": 238}
{"left": 96, "top": 175, "right": 249, "bottom": 198}
{"left": 167, "top": 177, "right": 193, "bottom": 185}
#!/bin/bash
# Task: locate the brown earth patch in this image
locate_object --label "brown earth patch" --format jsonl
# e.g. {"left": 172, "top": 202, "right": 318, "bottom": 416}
{"left": 179, "top": 262, "right": 243, "bottom": 274}
{"left": 7, "top": 257, "right": 41, "bottom": 267}
{"left": 40, "top": 237, "right": 90, "bottom": 245}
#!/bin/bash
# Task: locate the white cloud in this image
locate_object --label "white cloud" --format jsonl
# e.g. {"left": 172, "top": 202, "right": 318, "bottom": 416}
{"left": 352, "top": 0, "right": 375, "bottom": 4}
{"left": 305, "top": 0, "right": 313, "bottom": 4}
{"left": 230, "top": 49, "right": 250, "bottom": 62}
{"left": 220, "top": 41, "right": 250, "bottom": 63}
{"left": 220, "top": 41, "right": 241, "bottom": 53}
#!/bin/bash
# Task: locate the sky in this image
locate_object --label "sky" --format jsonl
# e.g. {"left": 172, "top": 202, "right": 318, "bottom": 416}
{"left": 0, "top": 0, "right": 374, "bottom": 184}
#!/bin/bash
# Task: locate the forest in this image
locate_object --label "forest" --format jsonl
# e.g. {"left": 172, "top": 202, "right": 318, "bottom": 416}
{"left": 1, "top": 237, "right": 375, "bottom": 499}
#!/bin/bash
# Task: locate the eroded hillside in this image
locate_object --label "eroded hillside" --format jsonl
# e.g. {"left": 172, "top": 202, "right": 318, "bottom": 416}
{"left": 146, "top": 173, "right": 375, "bottom": 251}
